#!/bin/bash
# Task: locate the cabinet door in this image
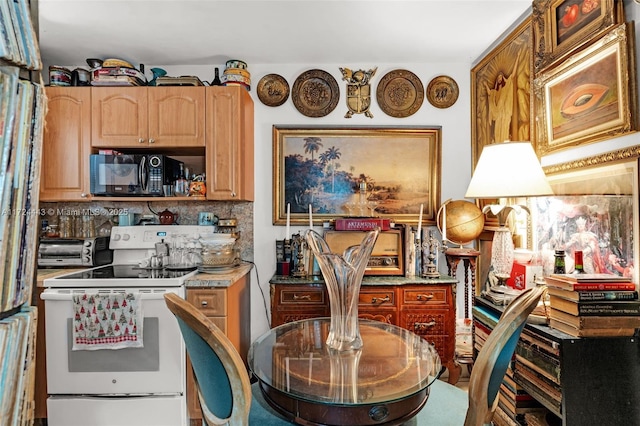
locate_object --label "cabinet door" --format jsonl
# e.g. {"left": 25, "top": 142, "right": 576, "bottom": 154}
{"left": 91, "top": 87, "right": 148, "bottom": 147}
{"left": 205, "top": 87, "right": 254, "bottom": 201}
{"left": 148, "top": 87, "right": 205, "bottom": 147}
{"left": 40, "top": 87, "right": 92, "bottom": 201}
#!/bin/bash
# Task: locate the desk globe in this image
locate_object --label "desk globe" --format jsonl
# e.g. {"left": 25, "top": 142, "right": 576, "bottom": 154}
{"left": 438, "top": 199, "right": 484, "bottom": 249}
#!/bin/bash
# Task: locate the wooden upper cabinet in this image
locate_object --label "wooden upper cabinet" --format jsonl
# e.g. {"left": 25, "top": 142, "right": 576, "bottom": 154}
{"left": 91, "top": 87, "right": 205, "bottom": 148}
{"left": 205, "top": 86, "right": 254, "bottom": 201}
{"left": 40, "top": 87, "right": 92, "bottom": 201}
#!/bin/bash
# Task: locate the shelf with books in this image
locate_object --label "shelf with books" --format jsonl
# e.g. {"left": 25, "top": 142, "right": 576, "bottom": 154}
{"left": 0, "top": 0, "right": 44, "bottom": 423}
{"left": 474, "top": 296, "right": 640, "bottom": 426}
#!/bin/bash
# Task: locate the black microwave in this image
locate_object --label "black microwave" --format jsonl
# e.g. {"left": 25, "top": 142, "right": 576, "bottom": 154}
{"left": 90, "top": 154, "right": 183, "bottom": 196}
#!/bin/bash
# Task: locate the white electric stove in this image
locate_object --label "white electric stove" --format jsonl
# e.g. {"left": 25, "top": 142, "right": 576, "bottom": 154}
{"left": 41, "top": 225, "right": 214, "bottom": 426}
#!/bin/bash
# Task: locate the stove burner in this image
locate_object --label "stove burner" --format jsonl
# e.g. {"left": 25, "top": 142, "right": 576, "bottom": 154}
{"left": 61, "top": 264, "right": 197, "bottom": 280}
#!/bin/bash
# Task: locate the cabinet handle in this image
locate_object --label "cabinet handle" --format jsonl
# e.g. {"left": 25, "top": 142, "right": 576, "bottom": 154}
{"left": 201, "top": 301, "right": 208, "bottom": 307}
{"left": 416, "top": 293, "right": 434, "bottom": 301}
{"left": 80, "top": 193, "right": 87, "bottom": 198}
{"left": 293, "top": 294, "right": 311, "bottom": 301}
{"left": 138, "top": 138, "right": 145, "bottom": 144}
{"left": 371, "top": 295, "right": 390, "bottom": 304}
{"left": 414, "top": 320, "right": 436, "bottom": 331}
{"left": 149, "top": 138, "right": 155, "bottom": 144}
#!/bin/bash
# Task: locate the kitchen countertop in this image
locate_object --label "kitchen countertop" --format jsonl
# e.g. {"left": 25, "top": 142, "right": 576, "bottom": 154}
{"left": 184, "top": 262, "right": 252, "bottom": 288}
{"left": 36, "top": 263, "right": 252, "bottom": 289}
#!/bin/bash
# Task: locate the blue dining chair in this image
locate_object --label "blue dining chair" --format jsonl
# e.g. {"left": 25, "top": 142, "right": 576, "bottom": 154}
{"left": 164, "top": 292, "right": 293, "bottom": 425}
{"left": 410, "top": 286, "right": 545, "bottom": 426}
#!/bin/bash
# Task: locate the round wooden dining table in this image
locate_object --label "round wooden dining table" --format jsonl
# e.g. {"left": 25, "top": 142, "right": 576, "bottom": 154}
{"left": 249, "top": 318, "right": 442, "bottom": 426}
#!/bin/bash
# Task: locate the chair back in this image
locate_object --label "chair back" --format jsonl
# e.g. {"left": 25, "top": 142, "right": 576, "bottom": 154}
{"left": 464, "top": 286, "right": 545, "bottom": 426}
{"left": 164, "top": 292, "right": 252, "bottom": 425}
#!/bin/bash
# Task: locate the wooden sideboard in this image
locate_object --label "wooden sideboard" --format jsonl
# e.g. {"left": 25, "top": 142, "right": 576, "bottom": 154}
{"left": 270, "top": 274, "right": 461, "bottom": 384}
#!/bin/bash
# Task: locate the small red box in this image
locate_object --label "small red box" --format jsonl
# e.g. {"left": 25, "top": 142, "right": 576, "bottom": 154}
{"left": 507, "top": 261, "right": 543, "bottom": 290}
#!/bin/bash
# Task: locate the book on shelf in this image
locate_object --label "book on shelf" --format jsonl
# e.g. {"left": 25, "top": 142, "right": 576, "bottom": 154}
{"left": 548, "top": 307, "right": 640, "bottom": 329}
{"left": 546, "top": 286, "right": 638, "bottom": 302}
{"left": 545, "top": 274, "right": 636, "bottom": 291}
{"left": 333, "top": 217, "right": 391, "bottom": 231}
{"left": 549, "top": 273, "right": 633, "bottom": 283}
{"left": 549, "top": 295, "right": 640, "bottom": 316}
{"left": 548, "top": 318, "right": 638, "bottom": 338}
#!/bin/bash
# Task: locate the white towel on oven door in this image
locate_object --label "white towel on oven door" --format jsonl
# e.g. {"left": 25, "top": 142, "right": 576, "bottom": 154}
{"left": 72, "top": 292, "right": 143, "bottom": 350}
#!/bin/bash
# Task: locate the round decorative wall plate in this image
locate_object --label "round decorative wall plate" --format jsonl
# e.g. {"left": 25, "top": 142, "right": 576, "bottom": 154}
{"left": 376, "top": 69, "right": 424, "bottom": 118}
{"left": 426, "top": 75, "right": 459, "bottom": 109}
{"left": 292, "top": 69, "right": 340, "bottom": 117}
{"left": 257, "top": 74, "right": 290, "bottom": 107}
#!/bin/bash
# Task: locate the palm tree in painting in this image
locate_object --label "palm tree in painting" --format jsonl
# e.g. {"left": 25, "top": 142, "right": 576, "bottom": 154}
{"left": 325, "top": 146, "right": 342, "bottom": 193}
{"left": 303, "top": 137, "right": 323, "bottom": 161}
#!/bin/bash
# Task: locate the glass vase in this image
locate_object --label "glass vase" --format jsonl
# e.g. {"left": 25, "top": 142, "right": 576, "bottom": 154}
{"left": 305, "top": 229, "right": 379, "bottom": 351}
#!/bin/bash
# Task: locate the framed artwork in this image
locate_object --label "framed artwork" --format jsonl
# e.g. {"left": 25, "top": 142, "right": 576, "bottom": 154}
{"left": 534, "top": 23, "right": 637, "bottom": 156}
{"left": 272, "top": 126, "right": 441, "bottom": 226}
{"left": 532, "top": 0, "right": 620, "bottom": 73}
{"left": 531, "top": 156, "right": 639, "bottom": 285}
{"left": 471, "top": 15, "right": 533, "bottom": 169}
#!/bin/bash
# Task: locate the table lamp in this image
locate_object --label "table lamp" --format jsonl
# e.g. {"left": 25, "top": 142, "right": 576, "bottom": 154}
{"left": 465, "top": 141, "right": 553, "bottom": 288}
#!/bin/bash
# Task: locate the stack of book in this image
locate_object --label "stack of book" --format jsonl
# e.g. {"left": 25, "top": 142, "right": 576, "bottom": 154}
{"left": 545, "top": 274, "right": 640, "bottom": 337}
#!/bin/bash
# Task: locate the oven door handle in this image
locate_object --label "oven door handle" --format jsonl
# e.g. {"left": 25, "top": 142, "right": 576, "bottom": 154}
{"left": 41, "top": 291, "right": 173, "bottom": 301}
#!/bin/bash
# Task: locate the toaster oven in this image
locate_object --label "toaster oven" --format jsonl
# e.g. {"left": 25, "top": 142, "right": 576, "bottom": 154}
{"left": 38, "top": 236, "right": 113, "bottom": 267}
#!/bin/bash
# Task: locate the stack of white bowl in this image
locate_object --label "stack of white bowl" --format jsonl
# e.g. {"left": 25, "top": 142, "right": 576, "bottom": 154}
{"left": 199, "top": 233, "right": 239, "bottom": 267}
{"left": 222, "top": 59, "right": 251, "bottom": 91}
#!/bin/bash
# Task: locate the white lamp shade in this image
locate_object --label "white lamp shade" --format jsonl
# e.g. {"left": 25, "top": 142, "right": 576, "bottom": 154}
{"left": 465, "top": 142, "right": 553, "bottom": 198}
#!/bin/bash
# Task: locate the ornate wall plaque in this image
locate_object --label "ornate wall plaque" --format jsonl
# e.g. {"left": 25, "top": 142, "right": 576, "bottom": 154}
{"left": 376, "top": 69, "right": 424, "bottom": 118}
{"left": 292, "top": 69, "right": 339, "bottom": 117}
{"left": 426, "top": 75, "right": 459, "bottom": 109}
{"left": 339, "top": 67, "right": 377, "bottom": 118}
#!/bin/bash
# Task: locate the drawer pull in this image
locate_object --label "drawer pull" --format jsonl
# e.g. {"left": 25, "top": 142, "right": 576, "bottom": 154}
{"left": 416, "top": 293, "right": 434, "bottom": 301}
{"left": 201, "top": 301, "right": 208, "bottom": 307}
{"left": 293, "top": 294, "right": 311, "bottom": 301}
{"left": 371, "top": 295, "right": 390, "bottom": 304}
{"left": 414, "top": 321, "right": 436, "bottom": 331}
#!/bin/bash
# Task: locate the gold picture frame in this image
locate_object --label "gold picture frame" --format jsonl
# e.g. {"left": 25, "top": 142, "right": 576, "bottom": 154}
{"left": 471, "top": 15, "right": 534, "bottom": 169}
{"left": 532, "top": 0, "right": 621, "bottom": 73}
{"left": 532, "top": 156, "right": 640, "bottom": 284}
{"left": 534, "top": 23, "right": 637, "bottom": 156}
{"left": 272, "top": 126, "right": 441, "bottom": 226}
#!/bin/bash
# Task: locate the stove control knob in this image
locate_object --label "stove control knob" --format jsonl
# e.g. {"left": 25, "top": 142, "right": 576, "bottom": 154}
{"left": 83, "top": 248, "right": 91, "bottom": 255}
{"left": 122, "top": 234, "right": 131, "bottom": 241}
{"left": 112, "top": 234, "right": 121, "bottom": 241}
{"left": 82, "top": 255, "right": 91, "bottom": 263}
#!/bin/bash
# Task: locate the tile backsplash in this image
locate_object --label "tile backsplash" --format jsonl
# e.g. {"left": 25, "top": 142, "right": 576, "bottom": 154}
{"left": 39, "top": 200, "right": 254, "bottom": 262}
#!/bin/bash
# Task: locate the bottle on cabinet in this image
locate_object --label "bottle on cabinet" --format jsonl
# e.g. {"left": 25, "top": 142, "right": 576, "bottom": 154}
{"left": 211, "top": 67, "right": 222, "bottom": 86}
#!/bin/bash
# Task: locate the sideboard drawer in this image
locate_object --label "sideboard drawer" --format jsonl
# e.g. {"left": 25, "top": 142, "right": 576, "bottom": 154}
{"left": 400, "top": 309, "right": 451, "bottom": 336}
{"left": 358, "top": 288, "right": 396, "bottom": 307}
{"left": 402, "top": 287, "right": 448, "bottom": 306}
{"left": 278, "top": 287, "right": 326, "bottom": 306}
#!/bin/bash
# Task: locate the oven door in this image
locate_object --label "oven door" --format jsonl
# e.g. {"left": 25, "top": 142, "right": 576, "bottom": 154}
{"left": 41, "top": 286, "right": 185, "bottom": 395}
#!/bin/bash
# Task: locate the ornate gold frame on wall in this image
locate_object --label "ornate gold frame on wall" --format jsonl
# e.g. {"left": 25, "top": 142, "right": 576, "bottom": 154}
{"left": 471, "top": 15, "right": 534, "bottom": 169}
{"left": 534, "top": 23, "right": 637, "bottom": 156}
{"left": 272, "top": 126, "right": 442, "bottom": 226}
{"left": 532, "top": 0, "right": 621, "bottom": 73}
